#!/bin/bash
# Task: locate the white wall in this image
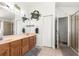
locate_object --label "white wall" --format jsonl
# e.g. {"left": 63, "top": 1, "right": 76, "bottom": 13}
{"left": 25, "top": 2, "right": 55, "bottom": 48}
{"left": 24, "top": 2, "right": 55, "bottom": 17}
{"left": 15, "top": 2, "right": 55, "bottom": 48}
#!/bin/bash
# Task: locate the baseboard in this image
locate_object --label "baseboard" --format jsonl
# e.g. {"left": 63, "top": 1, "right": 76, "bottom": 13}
{"left": 70, "top": 47, "right": 78, "bottom": 55}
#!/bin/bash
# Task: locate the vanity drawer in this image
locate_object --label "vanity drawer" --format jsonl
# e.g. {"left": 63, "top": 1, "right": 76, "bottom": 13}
{"left": 10, "top": 40, "right": 21, "bottom": 48}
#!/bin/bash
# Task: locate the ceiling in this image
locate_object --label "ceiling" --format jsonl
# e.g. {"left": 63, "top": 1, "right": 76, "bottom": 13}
{"left": 0, "top": 2, "right": 79, "bottom": 20}
{"left": 56, "top": 2, "right": 79, "bottom": 7}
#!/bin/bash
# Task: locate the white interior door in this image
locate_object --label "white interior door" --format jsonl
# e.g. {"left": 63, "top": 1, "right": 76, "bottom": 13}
{"left": 42, "top": 16, "right": 52, "bottom": 47}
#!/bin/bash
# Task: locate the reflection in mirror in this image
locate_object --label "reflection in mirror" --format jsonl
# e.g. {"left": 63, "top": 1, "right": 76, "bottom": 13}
{"left": 0, "top": 21, "right": 3, "bottom": 40}
{"left": 0, "top": 4, "right": 15, "bottom": 36}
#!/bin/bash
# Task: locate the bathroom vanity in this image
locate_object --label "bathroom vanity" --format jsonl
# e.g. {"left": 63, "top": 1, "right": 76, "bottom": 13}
{"left": 0, "top": 33, "right": 36, "bottom": 56}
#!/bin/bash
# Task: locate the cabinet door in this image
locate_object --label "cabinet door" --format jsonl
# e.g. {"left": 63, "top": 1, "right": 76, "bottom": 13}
{"left": 29, "top": 36, "right": 36, "bottom": 50}
{"left": 0, "top": 43, "right": 9, "bottom": 56}
{"left": 33, "top": 36, "right": 36, "bottom": 46}
{"left": 10, "top": 40, "right": 21, "bottom": 56}
{"left": 21, "top": 37, "right": 29, "bottom": 55}
{"left": 29, "top": 36, "right": 33, "bottom": 50}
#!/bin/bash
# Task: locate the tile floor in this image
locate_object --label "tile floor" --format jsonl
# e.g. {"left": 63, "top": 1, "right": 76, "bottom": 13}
{"left": 25, "top": 46, "right": 77, "bottom": 56}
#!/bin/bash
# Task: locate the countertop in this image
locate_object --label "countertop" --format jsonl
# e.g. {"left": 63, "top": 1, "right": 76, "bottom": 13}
{"left": 0, "top": 33, "right": 36, "bottom": 45}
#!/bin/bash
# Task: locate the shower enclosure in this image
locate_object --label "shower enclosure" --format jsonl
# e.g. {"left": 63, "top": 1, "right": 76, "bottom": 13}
{"left": 70, "top": 11, "right": 79, "bottom": 55}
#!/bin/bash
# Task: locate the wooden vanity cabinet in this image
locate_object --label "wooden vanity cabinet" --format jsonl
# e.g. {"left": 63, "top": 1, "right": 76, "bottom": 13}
{"left": 0, "top": 43, "right": 9, "bottom": 56}
{"left": 21, "top": 37, "right": 29, "bottom": 55}
{"left": 9, "top": 40, "right": 21, "bottom": 56}
{"left": 0, "top": 35, "right": 36, "bottom": 56}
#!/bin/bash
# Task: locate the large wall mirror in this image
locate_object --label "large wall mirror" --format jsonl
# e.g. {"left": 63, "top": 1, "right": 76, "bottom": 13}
{"left": 0, "top": 5, "right": 15, "bottom": 36}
